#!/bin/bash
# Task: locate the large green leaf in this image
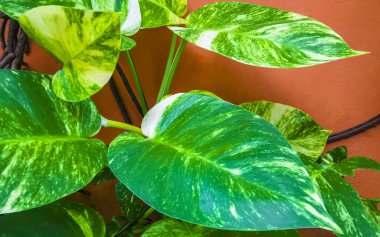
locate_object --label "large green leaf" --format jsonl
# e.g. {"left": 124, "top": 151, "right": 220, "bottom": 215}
{"left": 116, "top": 182, "right": 145, "bottom": 223}
{"left": 0, "top": 0, "right": 141, "bottom": 35}
{"left": 19, "top": 6, "right": 121, "bottom": 102}
{"left": 241, "top": 101, "right": 331, "bottom": 159}
{"left": 108, "top": 92, "right": 339, "bottom": 232}
{"left": 139, "top": 0, "right": 186, "bottom": 28}
{"left": 170, "top": 2, "right": 363, "bottom": 68}
{"left": 0, "top": 70, "right": 106, "bottom": 214}
{"left": 142, "top": 218, "right": 301, "bottom": 237}
{"left": 0, "top": 200, "right": 106, "bottom": 237}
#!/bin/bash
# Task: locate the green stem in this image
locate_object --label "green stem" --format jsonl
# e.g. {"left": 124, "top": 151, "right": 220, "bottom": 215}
{"left": 156, "top": 34, "right": 178, "bottom": 103}
{"left": 101, "top": 117, "right": 143, "bottom": 136}
{"left": 126, "top": 51, "right": 149, "bottom": 115}
{"left": 114, "top": 207, "right": 155, "bottom": 237}
{"left": 162, "top": 40, "right": 187, "bottom": 96}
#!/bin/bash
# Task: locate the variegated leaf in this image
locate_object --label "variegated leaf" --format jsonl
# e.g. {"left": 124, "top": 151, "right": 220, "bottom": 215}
{"left": 0, "top": 200, "right": 106, "bottom": 237}
{"left": 142, "top": 218, "right": 301, "bottom": 237}
{"left": 362, "top": 199, "right": 380, "bottom": 227}
{"left": 0, "top": 70, "right": 107, "bottom": 214}
{"left": 19, "top": 6, "right": 121, "bottom": 102}
{"left": 0, "top": 0, "right": 141, "bottom": 35}
{"left": 170, "top": 2, "right": 364, "bottom": 68}
{"left": 139, "top": 0, "right": 186, "bottom": 28}
{"left": 241, "top": 101, "right": 331, "bottom": 159}
{"left": 319, "top": 146, "right": 380, "bottom": 177}
{"left": 315, "top": 168, "right": 380, "bottom": 237}
{"left": 116, "top": 182, "right": 145, "bottom": 223}
{"left": 108, "top": 92, "right": 340, "bottom": 232}
{"left": 303, "top": 148, "right": 380, "bottom": 237}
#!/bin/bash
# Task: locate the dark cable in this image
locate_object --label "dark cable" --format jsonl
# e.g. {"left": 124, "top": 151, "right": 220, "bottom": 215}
{"left": 116, "top": 63, "right": 144, "bottom": 116}
{"left": 328, "top": 114, "right": 380, "bottom": 143}
{"left": 109, "top": 77, "right": 132, "bottom": 124}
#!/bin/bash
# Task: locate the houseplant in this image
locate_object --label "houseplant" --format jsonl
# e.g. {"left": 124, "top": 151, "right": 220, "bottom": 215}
{"left": 0, "top": 0, "right": 379, "bottom": 236}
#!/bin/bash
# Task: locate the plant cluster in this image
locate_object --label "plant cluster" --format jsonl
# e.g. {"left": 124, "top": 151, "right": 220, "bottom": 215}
{"left": 0, "top": 1, "right": 379, "bottom": 237}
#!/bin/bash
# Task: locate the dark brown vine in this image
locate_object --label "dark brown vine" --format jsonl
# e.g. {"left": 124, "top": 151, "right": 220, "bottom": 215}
{"left": 0, "top": 13, "right": 29, "bottom": 70}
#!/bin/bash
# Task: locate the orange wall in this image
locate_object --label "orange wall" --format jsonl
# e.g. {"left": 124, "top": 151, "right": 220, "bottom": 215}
{"left": 8, "top": 0, "right": 380, "bottom": 236}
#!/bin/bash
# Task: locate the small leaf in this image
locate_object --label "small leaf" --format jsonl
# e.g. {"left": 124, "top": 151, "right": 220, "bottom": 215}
{"left": 333, "top": 156, "right": 380, "bottom": 177}
{"left": 0, "top": 70, "right": 107, "bottom": 214}
{"left": 170, "top": 2, "right": 364, "bottom": 68}
{"left": 108, "top": 92, "right": 339, "bottom": 232}
{"left": 139, "top": 0, "right": 186, "bottom": 28}
{"left": 122, "top": 36, "right": 137, "bottom": 51}
{"left": 19, "top": 6, "right": 121, "bottom": 102}
{"left": 0, "top": 200, "right": 106, "bottom": 237}
{"left": 116, "top": 182, "right": 145, "bottom": 223}
{"left": 0, "top": 0, "right": 141, "bottom": 35}
{"left": 142, "top": 218, "right": 301, "bottom": 237}
{"left": 241, "top": 101, "right": 331, "bottom": 159}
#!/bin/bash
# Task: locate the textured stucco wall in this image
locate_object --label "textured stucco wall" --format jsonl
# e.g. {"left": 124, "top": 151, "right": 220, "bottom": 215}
{"left": 3, "top": 0, "right": 379, "bottom": 236}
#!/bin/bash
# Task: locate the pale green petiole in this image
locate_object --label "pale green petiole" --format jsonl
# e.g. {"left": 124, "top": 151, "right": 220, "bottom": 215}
{"left": 126, "top": 51, "right": 149, "bottom": 115}
{"left": 101, "top": 116, "right": 143, "bottom": 136}
{"left": 156, "top": 34, "right": 179, "bottom": 103}
{"left": 162, "top": 39, "right": 187, "bottom": 96}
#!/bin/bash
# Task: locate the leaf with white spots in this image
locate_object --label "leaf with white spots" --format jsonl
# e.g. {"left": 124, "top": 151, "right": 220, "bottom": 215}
{"left": 240, "top": 101, "right": 331, "bottom": 160}
{"left": 139, "top": 0, "right": 187, "bottom": 28}
{"left": 0, "top": 0, "right": 141, "bottom": 35}
{"left": 170, "top": 2, "right": 364, "bottom": 68}
{"left": 142, "top": 218, "right": 301, "bottom": 237}
{"left": 19, "top": 6, "right": 121, "bottom": 102}
{"left": 0, "top": 200, "right": 106, "bottom": 237}
{"left": 0, "top": 70, "right": 107, "bottom": 214}
{"left": 108, "top": 92, "right": 340, "bottom": 232}
{"left": 116, "top": 182, "right": 145, "bottom": 223}
{"left": 310, "top": 148, "right": 380, "bottom": 237}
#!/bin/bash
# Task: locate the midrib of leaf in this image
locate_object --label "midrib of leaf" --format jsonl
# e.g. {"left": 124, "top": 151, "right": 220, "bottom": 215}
{"left": 151, "top": 136, "right": 288, "bottom": 200}
{"left": 0, "top": 136, "right": 88, "bottom": 144}
{"left": 186, "top": 27, "right": 350, "bottom": 61}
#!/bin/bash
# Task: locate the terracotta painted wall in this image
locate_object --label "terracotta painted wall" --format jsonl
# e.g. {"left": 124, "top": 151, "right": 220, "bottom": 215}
{"left": 4, "top": 0, "right": 379, "bottom": 236}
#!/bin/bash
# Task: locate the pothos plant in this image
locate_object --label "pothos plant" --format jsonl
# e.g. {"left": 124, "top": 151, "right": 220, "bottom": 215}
{"left": 0, "top": 1, "right": 379, "bottom": 236}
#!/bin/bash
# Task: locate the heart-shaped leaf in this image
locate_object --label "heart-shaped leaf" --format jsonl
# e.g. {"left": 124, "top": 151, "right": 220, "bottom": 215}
{"left": 142, "top": 218, "right": 301, "bottom": 237}
{"left": 139, "top": 0, "right": 187, "bottom": 28}
{"left": 19, "top": 6, "right": 121, "bottom": 102}
{"left": 0, "top": 0, "right": 141, "bottom": 35}
{"left": 0, "top": 200, "right": 106, "bottom": 237}
{"left": 241, "top": 101, "right": 331, "bottom": 159}
{"left": 170, "top": 2, "right": 364, "bottom": 68}
{"left": 0, "top": 70, "right": 106, "bottom": 214}
{"left": 108, "top": 92, "right": 339, "bottom": 232}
